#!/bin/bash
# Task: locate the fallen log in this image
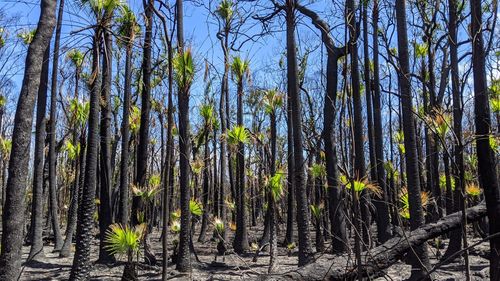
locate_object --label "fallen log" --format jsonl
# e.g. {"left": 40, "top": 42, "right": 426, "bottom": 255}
{"left": 258, "top": 203, "right": 487, "bottom": 281}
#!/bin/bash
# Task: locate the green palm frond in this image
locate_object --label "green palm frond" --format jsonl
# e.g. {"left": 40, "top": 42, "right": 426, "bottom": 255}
{"left": 148, "top": 174, "right": 161, "bottom": 188}
{"left": 216, "top": 0, "right": 234, "bottom": 23}
{"left": 268, "top": 171, "right": 285, "bottom": 201}
{"left": 0, "top": 137, "right": 12, "bottom": 157}
{"left": 0, "top": 28, "right": 5, "bottom": 49}
{"left": 227, "top": 125, "right": 249, "bottom": 145}
{"left": 230, "top": 56, "right": 250, "bottom": 84}
{"left": 80, "top": 0, "right": 123, "bottom": 16}
{"left": 263, "top": 89, "right": 283, "bottom": 114}
{"left": 310, "top": 163, "right": 326, "bottom": 179}
{"left": 173, "top": 48, "right": 195, "bottom": 91}
{"left": 213, "top": 217, "right": 225, "bottom": 235}
{"left": 129, "top": 105, "right": 141, "bottom": 134}
{"left": 67, "top": 49, "right": 85, "bottom": 69}
{"left": 309, "top": 203, "right": 323, "bottom": 219}
{"left": 399, "top": 187, "right": 431, "bottom": 219}
{"left": 340, "top": 175, "right": 382, "bottom": 197}
{"left": 189, "top": 199, "right": 203, "bottom": 216}
{"left": 69, "top": 98, "right": 90, "bottom": 126}
{"left": 170, "top": 219, "right": 181, "bottom": 233}
{"left": 18, "top": 29, "right": 36, "bottom": 45}
{"left": 116, "top": 5, "right": 140, "bottom": 46}
{"left": 63, "top": 140, "right": 81, "bottom": 160}
{"left": 104, "top": 223, "right": 145, "bottom": 256}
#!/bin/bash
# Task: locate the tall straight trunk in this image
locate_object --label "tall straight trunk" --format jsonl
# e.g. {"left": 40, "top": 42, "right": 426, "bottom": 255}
{"left": 119, "top": 43, "right": 133, "bottom": 226}
{"left": 69, "top": 30, "right": 101, "bottom": 281}
{"left": 371, "top": 0, "right": 391, "bottom": 243}
{"left": 47, "top": 1, "right": 64, "bottom": 251}
{"left": 443, "top": 0, "right": 468, "bottom": 267}
{"left": 470, "top": 1, "right": 500, "bottom": 279}
{"left": 286, "top": 0, "right": 313, "bottom": 266}
{"left": 347, "top": 0, "right": 370, "bottom": 252}
{"left": 132, "top": 0, "right": 153, "bottom": 227}
{"left": 394, "top": 1, "right": 431, "bottom": 279}
{"left": 294, "top": 2, "right": 349, "bottom": 252}
{"left": 28, "top": 46, "right": 50, "bottom": 260}
{"left": 0, "top": 1, "right": 56, "bottom": 279}
{"left": 176, "top": 0, "right": 192, "bottom": 272}
{"left": 162, "top": 31, "right": 174, "bottom": 281}
{"left": 268, "top": 110, "right": 277, "bottom": 273}
{"left": 284, "top": 98, "right": 295, "bottom": 245}
{"left": 233, "top": 80, "right": 249, "bottom": 253}
{"left": 198, "top": 130, "right": 210, "bottom": 242}
{"left": 219, "top": 26, "right": 229, "bottom": 238}
{"left": 60, "top": 133, "right": 86, "bottom": 258}
{"left": 98, "top": 21, "right": 115, "bottom": 264}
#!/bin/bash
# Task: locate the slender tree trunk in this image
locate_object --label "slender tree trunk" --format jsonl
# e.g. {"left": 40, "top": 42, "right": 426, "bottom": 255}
{"left": 176, "top": 0, "right": 192, "bottom": 272}
{"left": 28, "top": 46, "right": 50, "bottom": 260}
{"left": 233, "top": 80, "right": 249, "bottom": 253}
{"left": 470, "top": 1, "right": 500, "bottom": 279}
{"left": 119, "top": 42, "right": 133, "bottom": 227}
{"left": 394, "top": 1, "right": 431, "bottom": 279}
{"left": 286, "top": 0, "right": 313, "bottom": 266}
{"left": 371, "top": 0, "right": 392, "bottom": 243}
{"left": 69, "top": 30, "right": 101, "bottom": 281}
{"left": 97, "top": 19, "right": 115, "bottom": 264}
{"left": 0, "top": 1, "right": 56, "bottom": 279}
{"left": 268, "top": 111, "right": 277, "bottom": 273}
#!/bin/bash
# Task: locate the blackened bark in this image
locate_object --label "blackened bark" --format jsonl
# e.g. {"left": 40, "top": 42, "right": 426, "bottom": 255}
{"left": 97, "top": 21, "right": 115, "bottom": 264}
{"left": 28, "top": 46, "right": 50, "bottom": 261}
{"left": 0, "top": 1, "right": 56, "bottom": 279}
{"left": 470, "top": 1, "right": 500, "bottom": 279}
{"left": 233, "top": 80, "right": 249, "bottom": 253}
{"left": 286, "top": 0, "right": 313, "bottom": 266}
{"left": 69, "top": 31, "right": 101, "bottom": 281}
{"left": 394, "top": 0, "right": 431, "bottom": 278}
{"left": 371, "top": 0, "right": 392, "bottom": 243}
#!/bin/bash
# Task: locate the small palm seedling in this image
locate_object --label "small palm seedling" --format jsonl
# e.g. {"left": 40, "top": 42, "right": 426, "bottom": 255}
{"left": 399, "top": 187, "right": 431, "bottom": 220}
{"left": 286, "top": 242, "right": 296, "bottom": 257}
{"left": 212, "top": 218, "right": 227, "bottom": 262}
{"left": 105, "top": 223, "right": 146, "bottom": 281}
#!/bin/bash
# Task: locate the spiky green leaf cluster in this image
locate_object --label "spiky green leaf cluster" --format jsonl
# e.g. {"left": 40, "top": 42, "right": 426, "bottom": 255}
{"left": 268, "top": 171, "right": 285, "bottom": 201}
{"left": 227, "top": 125, "right": 249, "bottom": 145}
{"left": 216, "top": 0, "right": 234, "bottom": 24}
{"left": 67, "top": 49, "right": 85, "bottom": 69}
{"left": 104, "top": 223, "right": 145, "bottom": 256}
{"left": 263, "top": 89, "right": 283, "bottom": 115}
{"left": 231, "top": 56, "right": 250, "bottom": 84}
{"left": 173, "top": 49, "right": 195, "bottom": 92}
{"left": 189, "top": 199, "right": 203, "bottom": 216}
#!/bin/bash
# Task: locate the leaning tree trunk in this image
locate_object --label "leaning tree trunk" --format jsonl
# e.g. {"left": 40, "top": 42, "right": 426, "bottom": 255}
{"left": 69, "top": 31, "right": 101, "bottom": 281}
{"left": 286, "top": 0, "right": 313, "bottom": 266}
{"left": 256, "top": 203, "right": 487, "bottom": 281}
{"left": 470, "top": 1, "right": 500, "bottom": 279}
{"left": 394, "top": 0, "right": 431, "bottom": 279}
{"left": 28, "top": 46, "right": 50, "bottom": 261}
{"left": 0, "top": 1, "right": 56, "bottom": 279}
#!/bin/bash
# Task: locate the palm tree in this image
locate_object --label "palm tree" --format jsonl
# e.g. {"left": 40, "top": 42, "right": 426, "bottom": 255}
{"left": 216, "top": 0, "right": 234, "bottom": 237}
{"left": 60, "top": 49, "right": 86, "bottom": 258}
{"left": 394, "top": 0, "right": 431, "bottom": 279}
{"left": 105, "top": 224, "right": 146, "bottom": 281}
{"left": 285, "top": 0, "right": 313, "bottom": 266}
{"left": 198, "top": 103, "right": 218, "bottom": 242}
{"left": 371, "top": 0, "right": 392, "bottom": 243}
{"left": 97, "top": 0, "right": 120, "bottom": 264}
{"left": 116, "top": 4, "right": 139, "bottom": 227}
{"left": 132, "top": 0, "right": 153, "bottom": 228}
{"left": 470, "top": 0, "right": 500, "bottom": 279}
{"left": 47, "top": 0, "right": 65, "bottom": 252}
{"left": 0, "top": 1, "right": 56, "bottom": 279}
{"left": 28, "top": 43, "right": 50, "bottom": 261}
{"left": 174, "top": 48, "right": 195, "bottom": 272}
{"left": 70, "top": 0, "right": 121, "bottom": 278}
{"left": 263, "top": 89, "right": 283, "bottom": 272}
{"left": 231, "top": 56, "right": 250, "bottom": 254}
